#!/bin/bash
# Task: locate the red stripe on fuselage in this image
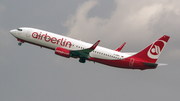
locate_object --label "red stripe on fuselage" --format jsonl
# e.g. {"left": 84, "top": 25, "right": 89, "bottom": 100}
{"left": 89, "top": 57, "right": 156, "bottom": 70}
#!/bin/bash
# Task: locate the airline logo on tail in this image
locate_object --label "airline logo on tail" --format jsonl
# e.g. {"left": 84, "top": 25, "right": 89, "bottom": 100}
{"left": 147, "top": 40, "right": 166, "bottom": 59}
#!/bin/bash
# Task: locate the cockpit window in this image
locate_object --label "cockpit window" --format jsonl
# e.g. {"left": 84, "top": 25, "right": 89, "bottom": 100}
{"left": 17, "top": 28, "right": 23, "bottom": 31}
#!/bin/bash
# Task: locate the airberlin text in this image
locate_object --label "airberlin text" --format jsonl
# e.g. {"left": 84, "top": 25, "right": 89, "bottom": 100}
{"left": 32, "top": 32, "right": 72, "bottom": 48}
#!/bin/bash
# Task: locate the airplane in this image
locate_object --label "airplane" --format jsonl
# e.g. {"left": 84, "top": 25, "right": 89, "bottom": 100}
{"left": 10, "top": 27, "right": 170, "bottom": 70}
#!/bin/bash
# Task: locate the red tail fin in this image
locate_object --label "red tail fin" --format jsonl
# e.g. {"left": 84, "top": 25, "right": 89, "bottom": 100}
{"left": 131, "top": 35, "right": 170, "bottom": 63}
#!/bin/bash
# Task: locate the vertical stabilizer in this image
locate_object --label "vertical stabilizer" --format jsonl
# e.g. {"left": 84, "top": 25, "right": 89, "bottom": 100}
{"left": 131, "top": 35, "right": 170, "bottom": 63}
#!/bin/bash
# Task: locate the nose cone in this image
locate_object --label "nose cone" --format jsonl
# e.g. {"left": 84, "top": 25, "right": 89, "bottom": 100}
{"left": 10, "top": 29, "right": 17, "bottom": 36}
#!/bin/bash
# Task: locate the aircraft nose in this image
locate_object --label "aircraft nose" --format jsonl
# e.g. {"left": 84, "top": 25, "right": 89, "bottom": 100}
{"left": 10, "top": 29, "right": 17, "bottom": 36}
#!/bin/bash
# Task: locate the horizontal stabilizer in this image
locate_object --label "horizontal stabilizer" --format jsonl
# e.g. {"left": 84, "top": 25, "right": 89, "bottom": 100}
{"left": 143, "top": 62, "right": 158, "bottom": 67}
{"left": 158, "top": 63, "right": 168, "bottom": 66}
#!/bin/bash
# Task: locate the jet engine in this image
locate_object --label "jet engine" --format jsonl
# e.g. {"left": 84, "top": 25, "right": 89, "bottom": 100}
{"left": 55, "top": 47, "right": 71, "bottom": 58}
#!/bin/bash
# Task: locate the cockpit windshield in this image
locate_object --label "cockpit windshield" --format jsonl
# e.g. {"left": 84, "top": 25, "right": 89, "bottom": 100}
{"left": 17, "top": 28, "right": 23, "bottom": 31}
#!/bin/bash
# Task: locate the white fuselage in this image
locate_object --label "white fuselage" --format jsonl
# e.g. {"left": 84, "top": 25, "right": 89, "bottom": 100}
{"left": 11, "top": 27, "right": 170, "bottom": 70}
{"left": 11, "top": 27, "right": 131, "bottom": 60}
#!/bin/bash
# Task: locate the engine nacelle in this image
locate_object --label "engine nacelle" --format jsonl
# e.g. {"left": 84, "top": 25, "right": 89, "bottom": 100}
{"left": 55, "top": 47, "right": 71, "bottom": 58}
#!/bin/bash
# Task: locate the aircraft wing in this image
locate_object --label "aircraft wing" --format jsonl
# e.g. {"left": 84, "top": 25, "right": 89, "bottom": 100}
{"left": 70, "top": 40, "right": 100, "bottom": 59}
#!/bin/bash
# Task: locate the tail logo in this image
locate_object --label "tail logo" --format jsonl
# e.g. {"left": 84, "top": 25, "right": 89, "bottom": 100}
{"left": 147, "top": 40, "right": 166, "bottom": 59}
{"left": 151, "top": 45, "right": 160, "bottom": 55}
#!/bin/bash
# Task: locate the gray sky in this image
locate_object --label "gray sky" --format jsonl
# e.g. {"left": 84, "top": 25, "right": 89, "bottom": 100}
{"left": 1, "top": 0, "right": 180, "bottom": 101}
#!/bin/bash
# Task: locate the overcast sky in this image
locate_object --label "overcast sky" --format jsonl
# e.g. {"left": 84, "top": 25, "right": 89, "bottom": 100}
{"left": 1, "top": 0, "right": 180, "bottom": 101}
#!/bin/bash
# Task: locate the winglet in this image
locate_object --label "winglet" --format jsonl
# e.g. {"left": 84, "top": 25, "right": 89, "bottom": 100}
{"left": 115, "top": 42, "right": 126, "bottom": 52}
{"left": 90, "top": 40, "right": 100, "bottom": 50}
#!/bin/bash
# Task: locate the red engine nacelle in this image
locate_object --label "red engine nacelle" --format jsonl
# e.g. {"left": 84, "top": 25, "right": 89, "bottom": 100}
{"left": 55, "top": 47, "right": 71, "bottom": 58}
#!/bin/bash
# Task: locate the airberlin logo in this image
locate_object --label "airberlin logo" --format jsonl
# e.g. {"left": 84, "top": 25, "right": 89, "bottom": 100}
{"left": 151, "top": 45, "right": 160, "bottom": 55}
{"left": 32, "top": 32, "right": 72, "bottom": 48}
{"left": 147, "top": 40, "right": 166, "bottom": 59}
